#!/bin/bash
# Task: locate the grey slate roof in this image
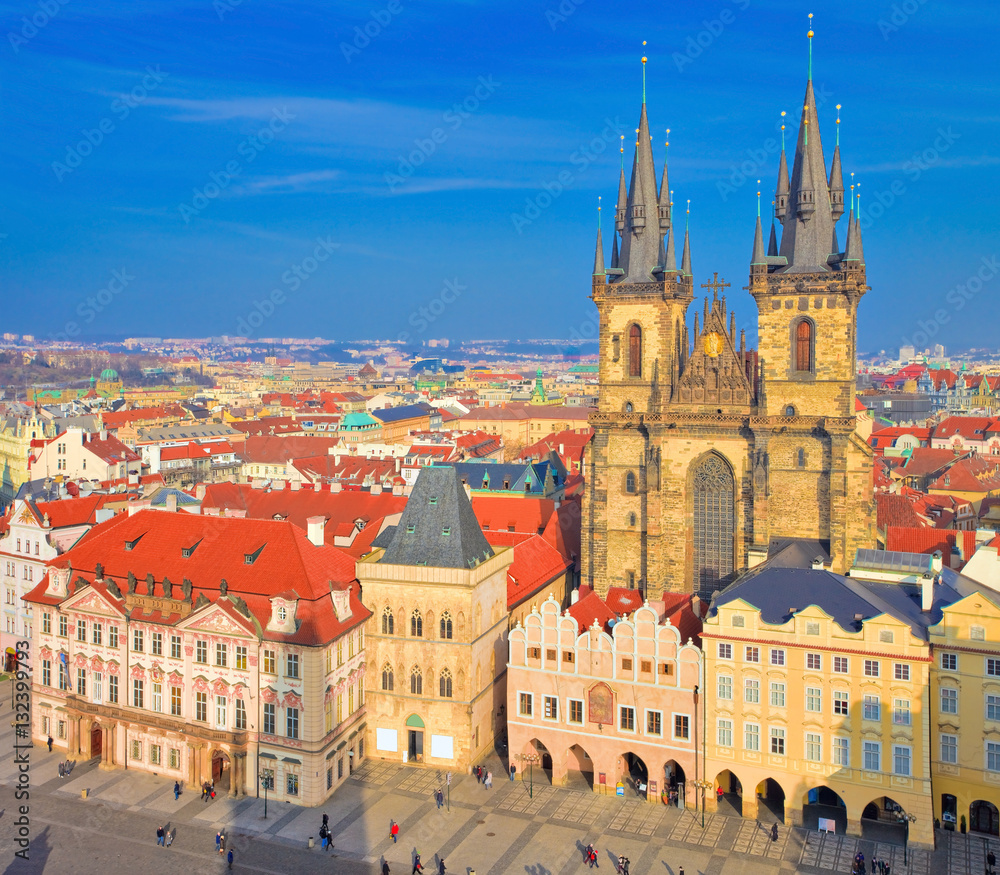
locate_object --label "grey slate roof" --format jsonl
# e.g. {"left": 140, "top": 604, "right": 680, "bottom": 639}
{"left": 378, "top": 466, "right": 494, "bottom": 569}
{"left": 371, "top": 403, "right": 433, "bottom": 424}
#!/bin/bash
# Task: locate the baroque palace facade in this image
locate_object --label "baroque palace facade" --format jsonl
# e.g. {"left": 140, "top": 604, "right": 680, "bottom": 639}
{"left": 582, "top": 67, "right": 875, "bottom": 598}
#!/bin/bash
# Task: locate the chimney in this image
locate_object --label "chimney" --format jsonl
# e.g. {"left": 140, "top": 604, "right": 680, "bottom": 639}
{"left": 811, "top": 556, "right": 825, "bottom": 570}
{"left": 306, "top": 515, "right": 326, "bottom": 547}
{"left": 922, "top": 573, "right": 935, "bottom": 612}
{"left": 195, "top": 483, "right": 207, "bottom": 500}
{"left": 165, "top": 493, "right": 177, "bottom": 513}
{"left": 99, "top": 429, "right": 107, "bottom": 441}
{"left": 931, "top": 550, "right": 944, "bottom": 574}
{"left": 227, "top": 508, "right": 247, "bottom": 519}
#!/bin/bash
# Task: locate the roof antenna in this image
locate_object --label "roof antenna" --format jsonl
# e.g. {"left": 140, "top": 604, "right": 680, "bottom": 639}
{"left": 641, "top": 40, "right": 647, "bottom": 104}
{"left": 807, "top": 12, "right": 814, "bottom": 81}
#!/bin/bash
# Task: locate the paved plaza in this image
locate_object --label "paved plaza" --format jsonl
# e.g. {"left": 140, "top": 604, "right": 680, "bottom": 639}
{"left": 0, "top": 687, "right": 994, "bottom": 874}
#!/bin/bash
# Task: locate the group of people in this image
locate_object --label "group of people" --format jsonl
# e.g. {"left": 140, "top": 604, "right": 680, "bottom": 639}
{"left": 319, "top": 813, "right": 334, "bottom": 851}
{"left": 154, "top": 826, "right": 173, "bottom": 847}
{"left": 201, "top": 780, "right": 216, "bottom": 801}
{"left": 616, "top": 854, "right": 630, "bottom": 874}
{"left": 215, "top": 831, "right": 234, "bottom": 869}
{"left": 473, "top": 765, "right": 493, "bottom": 788}
{"left": 866, "top": 856, "right": 891, "bottom": 875}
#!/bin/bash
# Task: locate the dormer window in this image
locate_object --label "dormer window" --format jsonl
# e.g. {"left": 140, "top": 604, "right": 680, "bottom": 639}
{"left": 244, "top": 545, "right": 264, "bottom": 565}
{"left": 124, "top": 535, "right": 143, "bottom": 552}
{"left": 429, "top": 496, "right": 438, "bottom": 506}
{"left": 276, "top": 605, "right": 287, "bottom": 622}
{"left": 442, "top": 527, "right": 451, "bottom": 536}
{"left": 406, "top": 524, "right": 416, "bottom": 534}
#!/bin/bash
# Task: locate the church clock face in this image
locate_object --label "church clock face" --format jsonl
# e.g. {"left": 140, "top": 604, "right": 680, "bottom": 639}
{"left": 703, "top": 332, "right": 723, "bottom": 357}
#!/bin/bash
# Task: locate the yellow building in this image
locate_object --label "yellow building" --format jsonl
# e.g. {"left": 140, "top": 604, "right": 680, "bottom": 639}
{"left": 702, "top": 561, "right": 936, "bottom": 848}
{"left": 0, "top": 413, "right": 58, "bottom": 505}
{"left": 929, "top": 587, "right": 1000, "bottom": 835}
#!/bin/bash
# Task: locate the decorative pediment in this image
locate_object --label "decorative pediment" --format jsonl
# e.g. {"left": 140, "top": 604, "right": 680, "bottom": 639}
{"left": 16, "top": 505, "right": 39, "bottom": 526}
{"left": 674, "top": 298, "right": 753, "bottom": 408}
{"left": 181, "top": 603, "right": 254, "bottom": 638}
{"left": 65, "top": 590, "right": 118, "bottom": 616}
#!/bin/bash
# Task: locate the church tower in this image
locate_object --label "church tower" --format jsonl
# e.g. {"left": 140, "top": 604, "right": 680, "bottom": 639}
{"left": 583, "top": 39, "right": 874, "bottom": 599}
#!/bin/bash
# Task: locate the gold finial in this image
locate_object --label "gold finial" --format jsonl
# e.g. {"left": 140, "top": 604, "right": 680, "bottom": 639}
{"left": 666, "top": 127, "right": 670, "bottom": 148}
{"left": 780, "top": 110, "right": 787, "bottom": 150}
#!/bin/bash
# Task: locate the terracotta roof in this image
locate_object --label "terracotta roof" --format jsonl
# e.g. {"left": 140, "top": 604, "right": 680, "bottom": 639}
{"left": 242, "top": 434, "right": 340, "bottom": 465}
{"left": 567, "top": 586, "right": 617, "bottom": 633}
{"left": 886, "top": 525, "right": 977, "bottom": 568}
{"left": 606, "top": 586, "right": 644, "bottom": 614}
{"left": 484, "top": 531, "right": 569, "bottom": 609}
{"left": 929, "top": 457, "right": 1000, "bottom": 494}
{"left": 471, "top": 496, "right": 556, "bottom": 535}
{"left": 875, "top": 493, "right": 926, "bottom": 531}
{"left": 933, "top": 416, "right": 998, "bottom": 442}
{"left": 900, "top": 447, "right": 969, "bottom": 479}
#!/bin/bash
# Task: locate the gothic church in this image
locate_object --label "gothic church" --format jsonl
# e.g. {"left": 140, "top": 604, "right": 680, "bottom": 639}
{"left": 582, "top": 63, "right": 875, "bottom": 599}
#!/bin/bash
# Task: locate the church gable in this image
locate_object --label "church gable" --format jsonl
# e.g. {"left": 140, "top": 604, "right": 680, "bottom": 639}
{"left": 674, "top": 293, "right": 753, "bottom": 409}
{"left": 181, "top": 603, "right": 255, "bottom": 639}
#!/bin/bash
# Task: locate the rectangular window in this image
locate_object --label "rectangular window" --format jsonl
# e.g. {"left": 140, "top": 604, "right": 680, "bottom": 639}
{"left": 833, "top": 737, "right": 849, "bottom": 767}
{"left": 236, "top": 646, "right": 247, "bottom": 671}
{"left": 770, "top": 682, "right": 786, "bottom": 708}
{"left": 170, "top": 686, "right": 182, "bottom": 717}
{"left": 673, "top": 714, "right": 690, "bottom": 740}
{"left": 92, "top": 623, "right": 102, "bottom": 646}
{"left": 893, "top": 698, "right": 911, "bottom": 726}
{"left": 150, "top": 744, "right": 161, "bottom": 766}
{"left": 745, "top": 646, "right": 759, "bottom": 663}
{"left": 941, "top": 652, "right": 958, "bottom": 671}
{"left": 169, "top": 748, "right": 180, "bottom": 770}
{"left": 43, "top": 612, "right": 51, "bottom": 635}
{"left": 989, "top": 742, "right": 1000, "bottom": 773}
{"left": 77, "top": 668, "right": 87, "bottom": 696}
{"left": 988, "top": 659, "right": 1000, "bottom": 678}
{"left": 988, "top": 695, "right": 1000, "bottom": 722}
{"left": 196, "top": 692, "right": 207, "bottom": 722}
{"left": 58, "top": 661, "right": 69, "bottom": 691}
{"left": 564, "top": 651, "right": 576, "bottom": 665}
{"left": 287, "top": 707, "right": 299, "bottom": 739}
{"left": 941, "top": 734, "right": 958, "bottom": 764}
{"left": 519, "top": 692, "right": 533, "bottom": 717}
{"left": 215, "top": 643, "right": 227, "bottom": 667}
{"left": 569, "top": 700, "right": 583, "bottom": 725}
{"left": 805, "top": 687, "right": 821, "bottom": 713}
{"left": 941, "top": 688, "right": 958, "bottom": 714}
{"left": 132, "top": 679, "right": 144, "bottom": 709}
{"left": 647, "top": 711, "right": 662, "bottom": 736}
{"left": 109, "top": 626, "right": 118, "bottom": 648}
{"left": 263, "top": 703, "right": 275, "bottom": 735}
{"left": 745, "top": 723, "right": 760, "bottom": 752}
{"left": 770, "top": 649, "right": 785, "bottom": 666}
{"left": 894, "top": 663, "right": 910, "bottom": 681}
{"left": 58, "top": 614, "right": 67, "bottom": 637}
{"left": 806, "top": 653, "right": 822, "bottom": 671}
{"left": 235, "top": 698, "right": 246, "bottom": 730}
{"left": 286, "top": 773, "right": 299, "bottom": 796}
{"left": 170, "top": 635, "right": 181, "bottom": 659}
{"left": 863, "top": 741, "right": 881, "bottom": 772}
{"left": 744, "top": 678, "right": 760, "bottom": 704}
{"left": 260, "top": 769, "right": 274, "bottom": 791}
{"left": 325, "top": 700, "right": 333, "bottom": 733}
{"left": 863, "top": 695, "right": 881, "bottom": 721}
{"left": 833, "top": 656, "right": 848, "bottom": 673}
{"left": 216, "top": 695, "right": 227, "bottom": 728}
{"left": 621, "top": 657, "right": 632, "bottom": 672}
{"left": 717, "top": 675, "right": 733, "bottom": 700}
{"left": 893, "top": 745, "right": 911, "bottom": 776}
{"left": 806, "top": 733, "right": 821, "bottom": 762}
{"left": 195, "top": 640, "right": 207, "bottom": 664}
{"left": 718, "top": 642, "right": 732, "bottom": 660}
{"left": 543, "top": 696, "right": 558, "bottom": 720}
{"left": 77, "top": 619, "right": 87, "bottom": 642}
{"left": 152, "top": 682, "right": 162, "bottom": 713}
{"left": 108, "top": 675, "right": 118, "bottom": 704}
{"left": 132, "top": 628, "right": 144, "bottom": 652}
{"left": 263, "top": 649, "right": 275, "bottom": 674}
{"left": 806, "top": 622, "right": 820, "bottom": 636}
{"left": 131, "top": 740, "right": 142, "bottom": 761}
{"left": 864, "top": 659, "right": 880, "bottom": 678}
{"left": 151, "top": 632, "right": 162, "bottom": 656}
{"left": 620, "top": 707, "right": 636, "bottom": 732}
{"left": 717, "top": 719, "right": 733, "bottom": 747}
{"left": 42, "top": 660, "right": 51, "bottom": 687}
{"left": 770, "top": 727, "right": 785, "bottom": 756}
{"left": 286, "top": 653, "right": 299, "bottom": 678}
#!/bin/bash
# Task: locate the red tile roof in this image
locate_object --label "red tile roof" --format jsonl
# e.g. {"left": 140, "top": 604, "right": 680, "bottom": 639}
{"left": 933, "top": 416, "right": 998, "bottom": 442}
{"left": 929, "top": 457, "right": 1000, "bottom": 494}
{"left": 483, "top": 531, "right": 569, "bottom": 609}
{"left": 242, "top": 434, "right": 340, "bottom": 465}
{"left": 471, "top": 495, "right": 556, "bottom": 535}
{"left": 885, "top": 525, "right": 978, "bottom": 569}
{"left": 875, "top": 493, "right": 926, "bottom": 531}
{"left": 567, "top": 586, "right": 617, "bottom": 633}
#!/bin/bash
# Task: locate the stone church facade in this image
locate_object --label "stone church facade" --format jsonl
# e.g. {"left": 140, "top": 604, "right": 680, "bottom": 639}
{"left": 583, "top": 72, "right": 874, "bottom": 599}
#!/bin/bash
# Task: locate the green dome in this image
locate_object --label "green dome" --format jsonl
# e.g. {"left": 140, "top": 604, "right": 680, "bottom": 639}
{"left": 100, "top": 368, "right": 119, "bottom": 381}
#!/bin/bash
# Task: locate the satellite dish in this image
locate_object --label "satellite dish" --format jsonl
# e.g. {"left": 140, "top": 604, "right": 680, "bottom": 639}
{"left": 78, "top": 481, "right": 94, "bottom": 497}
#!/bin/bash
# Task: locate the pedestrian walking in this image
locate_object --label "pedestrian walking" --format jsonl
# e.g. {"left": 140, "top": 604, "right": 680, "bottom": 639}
{"left": 47, "top": 736, "right": 53, "bottom": 752}
{"left": 320, "top": 824, "right": 328, "bottom": 850}
{"left": 390, "top": 820, "right": 399, "bottom": 843}
{"left": 770, "top": 822, "right": 778, "bottom": 842}
{"left": 173, "top": 781, "right": 180, "bottom": 801}
{"left": 383, "top": 862, "right": 390, "bottom": 875}
{"left": 156, "top": 826, "right": 164, "bottom": 846}
{"left": 622, "top": 858, "right": 629, "bottom": 875}
{"left": 617, "top": 855, "right": 625, "bottom": 873}
{"left": 412, "top": 851, "right": 424, "bottom": 874}
{"left": 216, "top": 832, "right": 222, "bottom": 853}
{"left": 58, "top": 762, "right": 64, "bottom": 778}
{"left": 219, "top": 832, "right": 226, "bottom": 855}
{"left": 438, "top": 858, "right": 446, "bottom": 875}
{"left": 166, "top": 829, "right": 173, "bottom": 847}
{"left": 435, "top": 789, "right": 443, "bottom": 809}
{"left": 510, "top": 763, "right": 516, "bottom": 781}
{"left": 227, "top": 849, "right": 234, "bottom": 870}
{"left": 884, "top": 865, "right": 890, "bottom": 875}
{"left": 486, "top": 771, "right": 492, "bottom": 789}
{"left": 678, "top": 868, "right": 684, "bottom": 875}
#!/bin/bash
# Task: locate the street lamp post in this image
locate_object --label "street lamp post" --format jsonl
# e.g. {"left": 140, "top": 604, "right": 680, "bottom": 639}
{"left": 693, "top": 779, "right": 712, "bottom": 829}
{"left": 520, "top": 752, "right": 540, "bottom": 798}
{"left": 896, "top": 811, "right": 916, "bottom": 865}
{"left": 259, "top": 771, "right": 270, "bottom": 819}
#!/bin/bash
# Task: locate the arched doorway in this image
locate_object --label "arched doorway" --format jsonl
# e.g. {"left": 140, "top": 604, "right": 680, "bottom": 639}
{"left": 860, "top": 796, "right": 906, "bottom": 845}
{"left": 405, "top": 714, "right": 424, "bottom": 763}
{"left": 756, "top": 778, "right": 785, "bottom": 823}
{"left": 521, "top": 739, "right": 551, "bottom": 787}
{"left": 715, "top": 770, "right": 742, "bottom": 816}
{"left": 622, "top": 752, "right": 648, "bottom": 798}
{"left": 90, "top": 722, "right": 102, "bottom": 759}
{"left": 803, "top": 786, "right": 847, "bottom": 834}
{"left": 691, "top": 454, "right": 736, "bottom": 599}
{"left": 565, "top": 744, "right": 593, "bottom": 791}
{"left": 211, "top": 750, "right": 231, "bottom": 792}
{"left": 664, "top": 761, "right": 686, "bottom": 808}
{"left": 971, "top": 800, "right": 1000, "bottom": 836}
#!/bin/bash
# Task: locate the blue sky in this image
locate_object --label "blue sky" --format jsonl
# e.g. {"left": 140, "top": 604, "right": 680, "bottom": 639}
{"left": 2, "top": 0, "right": 997, "bottom": 353}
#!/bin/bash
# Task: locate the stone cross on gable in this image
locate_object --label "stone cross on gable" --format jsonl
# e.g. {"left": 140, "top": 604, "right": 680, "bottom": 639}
{"left": 700, "top": 272, "right": 730, "bottom": 299}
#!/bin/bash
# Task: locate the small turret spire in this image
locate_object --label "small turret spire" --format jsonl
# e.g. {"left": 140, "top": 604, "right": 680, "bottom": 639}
{"left": 611, "top": 231, "right": 620, "bottom": 269}
{"left": 768, "top": 199, "right": 779, "bottom": 256}
{"left": 681, "top": 200, "right": 692, "bottom": 276}
{"left": 664, "top": 195, "right": 677, "bottom": 272}
{"left": 775, "top": 111, "right": 790, "bottom": 219}
{"left": 593, "top": 197, "right": 605, "bottom": 277}
{"left": 829, "top": 105, "right": 845, "bottom": 222}
{"left": 658, "top": 129, "right": 671, "bottom": 228}
{"left": 751, "top": 214, "right": 766, "bottom": 266}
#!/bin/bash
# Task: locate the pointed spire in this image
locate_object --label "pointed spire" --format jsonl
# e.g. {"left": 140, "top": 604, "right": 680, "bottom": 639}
{"left": 681, "top": 200, "right": 692, "bottom": 276}
{"left": 844, "top": 190, "right": 864, "bottom": 266}
{"left": 693, "top": 312, "right": 700, "bottom": 342}
{"left": 664, "top": 225, "right": 677, "bottom": 273}
{"left": 829, "top": 105, "right": 845, "bottom": 222}
{"left": 615, "top": 162, "right": 627, "bottom": 235}
{"left": 593, "top": 198, "right": 605, "bottom": 277}
{"left": 617, "top": 97, "right": 662, "bottom": 282}
{"left": 611, "top": 231, "right": 620, "bottom": 269}
{"left": 775, "top": 112, "right": 790, "bottom": 219}
{"left": 658, "top": 130, "right": 671, "bottom": 229}
{"left": 768, "top": 204, "right": 779, "bottom": 257}
{"left": 751, "top": 215, "right": 767, "bottom": 266}
{"left": 831, "top": 224, "right": 839, "bottom": 257}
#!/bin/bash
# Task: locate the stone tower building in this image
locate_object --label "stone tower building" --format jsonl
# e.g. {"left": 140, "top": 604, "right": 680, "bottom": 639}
{"left": 583, "top": 68, "right": 874, "bottom": 599}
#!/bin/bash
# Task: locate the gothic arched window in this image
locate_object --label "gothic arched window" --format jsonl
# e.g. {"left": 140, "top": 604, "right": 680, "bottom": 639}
{"left": 629, "top": 324, "right": 642, "bottom": 377}
{"left": 381, "top": 607, "right": 394, "bottom": 635}
{"left": 692, "top": 454, "right": 736, "bottom": 599}
{"left": 381, "top": 663, "right": 394, "bottom": 691}
{"left": 795, "top": 320, "right": 813, "bottom": 372}
{"left": 797, "top": 448, "right": 806, "bottom": 468}
{"left": 628, "top": 512, "right": 637, "bottom": 527}
{"left": 440, "top": 611, "right": 453, "bottom": 640}
{"left": 410, "top": 666, "right": 422, "bottom": 695}
{"left": 410, "top": 610, "right": 423, "bottom": 638}
{"left": 625, "top": 471, "right": 637, "bottom": 494}
{"left": 439, "top": 669, "right": 453, "bottom": 698}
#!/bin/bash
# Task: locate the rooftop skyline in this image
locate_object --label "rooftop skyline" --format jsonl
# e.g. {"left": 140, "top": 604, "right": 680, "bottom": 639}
{"left": 3, "top": 1, "right": 996, "bottom": 350}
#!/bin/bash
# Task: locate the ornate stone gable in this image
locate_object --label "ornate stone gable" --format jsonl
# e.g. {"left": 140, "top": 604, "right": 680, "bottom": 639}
{"left": 186, "top": 607, "right": 252, "bottom": 638}
{"left": 674, "top": 299, "right": 753, "bottom": 410}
